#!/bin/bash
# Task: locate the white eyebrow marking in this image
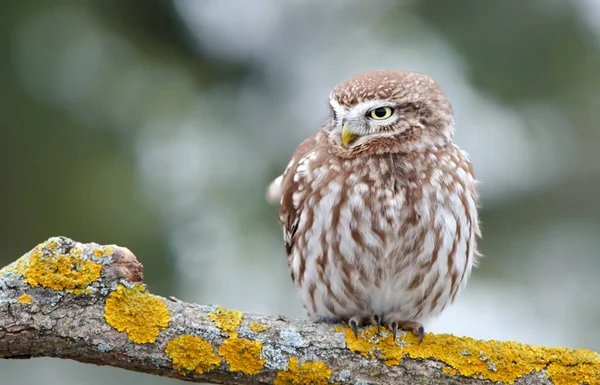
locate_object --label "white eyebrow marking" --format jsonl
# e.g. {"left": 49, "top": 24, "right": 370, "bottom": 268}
{"left": 329, "top": 98, "right": 346, "bottom": 119}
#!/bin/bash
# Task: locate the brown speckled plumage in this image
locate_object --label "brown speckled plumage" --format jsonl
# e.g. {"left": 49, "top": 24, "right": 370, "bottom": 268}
{"left": 267, "top": 69, "right": 480, "bottom": 340}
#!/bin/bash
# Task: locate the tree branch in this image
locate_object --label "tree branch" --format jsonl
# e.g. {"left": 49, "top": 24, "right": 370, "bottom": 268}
{"left": 0, "top": 237, "right": 597, "bottom": 384}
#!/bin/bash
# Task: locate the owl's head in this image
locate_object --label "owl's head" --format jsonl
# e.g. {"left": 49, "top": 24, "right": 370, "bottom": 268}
{"left": 325, "top": 69, "right": 454, "bottom": 155}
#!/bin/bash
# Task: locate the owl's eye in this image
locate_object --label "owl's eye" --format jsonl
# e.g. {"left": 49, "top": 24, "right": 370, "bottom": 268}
{"left": 368, "top": 107, "right": 393, "bottom": 120}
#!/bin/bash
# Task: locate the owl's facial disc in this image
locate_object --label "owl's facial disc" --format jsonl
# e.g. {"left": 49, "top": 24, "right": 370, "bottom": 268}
{"left": 327, "top": 70, "right": 455, "bottom": 152}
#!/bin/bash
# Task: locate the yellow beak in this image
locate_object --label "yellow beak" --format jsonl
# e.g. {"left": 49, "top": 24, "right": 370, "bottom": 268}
{"left": 341, "top": 122, "right": 356, "bottom": 148}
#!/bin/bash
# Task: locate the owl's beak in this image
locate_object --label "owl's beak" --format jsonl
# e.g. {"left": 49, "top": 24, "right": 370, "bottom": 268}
{"left": 341, "top": 122, "right": 357, "bottom": 148}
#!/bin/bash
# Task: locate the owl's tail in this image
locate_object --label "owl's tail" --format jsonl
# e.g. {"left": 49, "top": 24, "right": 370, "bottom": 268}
{"left": 265, "top": 175, "right": 283, "bottom": 205}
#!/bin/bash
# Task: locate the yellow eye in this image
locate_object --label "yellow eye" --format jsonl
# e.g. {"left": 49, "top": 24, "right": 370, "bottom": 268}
{"left": 368, "top": 106, "right": 393, "bottom": 120}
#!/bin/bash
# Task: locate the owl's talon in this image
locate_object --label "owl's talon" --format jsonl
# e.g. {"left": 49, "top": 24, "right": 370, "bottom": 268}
{"left": 349, "top": 317, "right": 360, "bottom": 338}
{"left": 417, "top": 325, "right": 425, "bottom": 344}
{"left": 373, "top": 314, "right": 382, "bottom": 334}
{"left": 390, "top": 321, "right": 398, "bottom": 340}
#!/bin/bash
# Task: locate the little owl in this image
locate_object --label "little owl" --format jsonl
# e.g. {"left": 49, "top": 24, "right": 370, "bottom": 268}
{"left": 266, "top": 69, "right": 480, "bottom": 342}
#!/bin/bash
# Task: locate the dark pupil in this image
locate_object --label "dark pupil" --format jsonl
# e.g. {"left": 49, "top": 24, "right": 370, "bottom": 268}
{"left": 373, "top": 107, "right": 388, "bottom": 117}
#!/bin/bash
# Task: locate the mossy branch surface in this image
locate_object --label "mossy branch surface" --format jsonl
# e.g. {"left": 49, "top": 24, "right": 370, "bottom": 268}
{"left": 1, "top": 237, "right": 598, "bottom": 385}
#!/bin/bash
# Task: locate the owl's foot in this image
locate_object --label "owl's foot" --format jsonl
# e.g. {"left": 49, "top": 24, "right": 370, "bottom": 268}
{"left": 347, "top": 315, "right": 382, "bottom": 338}
{"left": 346, "top": 315, "right": 422, "bottom": 341}
{"left": 388, "top": 320, "right": 425, "bottom": 344}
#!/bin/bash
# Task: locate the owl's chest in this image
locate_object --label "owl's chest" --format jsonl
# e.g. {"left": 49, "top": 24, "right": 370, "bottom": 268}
{"left": 300, "top": 153, "right": 454, "bottom": 253}
{"left": 300, "top": 157, "right": 404, "bottom": 244}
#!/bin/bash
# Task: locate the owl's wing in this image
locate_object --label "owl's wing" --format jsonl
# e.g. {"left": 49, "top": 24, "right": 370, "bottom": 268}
{"left": 277, "top": 135, "right": 318, "bottom": 260}
{"left": 265, "top": 175, "right": 284, "bottom": 205}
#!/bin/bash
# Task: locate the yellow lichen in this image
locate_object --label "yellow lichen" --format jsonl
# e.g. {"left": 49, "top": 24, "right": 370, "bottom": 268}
{"left": 442, "top": 366, "right": 457, "bottom": 375}
{"left": 209, "top": 306, "right": 243, "bottom": 333}
{"left": 45, "top": 238, "right": 60, "bottom": 251}
{"left": 548, "top": 357, "right": 600, "bottom": 385}
{"left": 165, "top": 335, "right": 221, "bottom": 374}
{"left": 336, "top": 325, "right": 403, "bottom": 366}
{"left": 274, "top": 357, "right": 331, "bottom": 385}
{"left": 17, "top": 240, "right": 102, "bottom": 294}
{"left": 337, "top": 325, "right": 600, "bottom": 385}
{"left": 93, "top": 247, "right": 113, "bottom": 258}
{"left": 17, "top": 293, "right": 33, "bottom": 304}
{"left": 218, "top": 333, "right": 265, "bottom": 375}
{"left": 104, "top": 284, "right": 170, "bottom": 344}
{"left": 250, "top": 322, "right": 268, "bottom": 333}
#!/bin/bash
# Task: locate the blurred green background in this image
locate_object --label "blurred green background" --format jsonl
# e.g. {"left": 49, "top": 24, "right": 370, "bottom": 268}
{"left": 1, "top": 1, "right": 600, "bottom": 384}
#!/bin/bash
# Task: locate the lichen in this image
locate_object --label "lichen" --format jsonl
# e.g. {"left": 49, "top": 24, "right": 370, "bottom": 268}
{"left": 165, "top": 334, "right": 221, "bottom": 374}
{"left": 218, "top": 333, "right": 265, "bottom": 375}
{"left": 337, "top": 369, "right": 352, "bottom": 382}
{"left": 97, "top": 343, "right": 114, "bottom": 352}
{"left": 250, "top": 321, "right": 268, "bottom": 333}
{"left": 442, "top": 367, "right": 457, "bottom": 375}
{"left": 336, "top": 325, "right": 403, "bottom": 366}
{"left": 337, "top": 325, "right": 600, "bottom": 385}
{"left": 280, "top": 329, "right": 304, "bottom": 348}
{"left": 274, "top": 357, "right": 331, "bottom": 385}
{"left": 8, "top": 239, "right": 103, "bottom": 294}
{"left": 208, "top": 306, "right": 243, "bottom": 333}
{"left": 17, "top": 293, "right": 33, "bottom": 304}
{"left": 0, "top": 257, "right": 26, "bottom": 276}
{"left": 92, "top": 246, "right": 113, "bottom": 257}
{"left": 104, "top": 284, "right": 170, "bottom": 343}
{"left": 547, "top": 358, "right": 600, "bottom": 385}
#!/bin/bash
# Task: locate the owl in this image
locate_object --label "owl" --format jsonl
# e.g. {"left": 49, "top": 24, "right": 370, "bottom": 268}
{"left": 266, "top": 69, "right": 480, "bottom": 342}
